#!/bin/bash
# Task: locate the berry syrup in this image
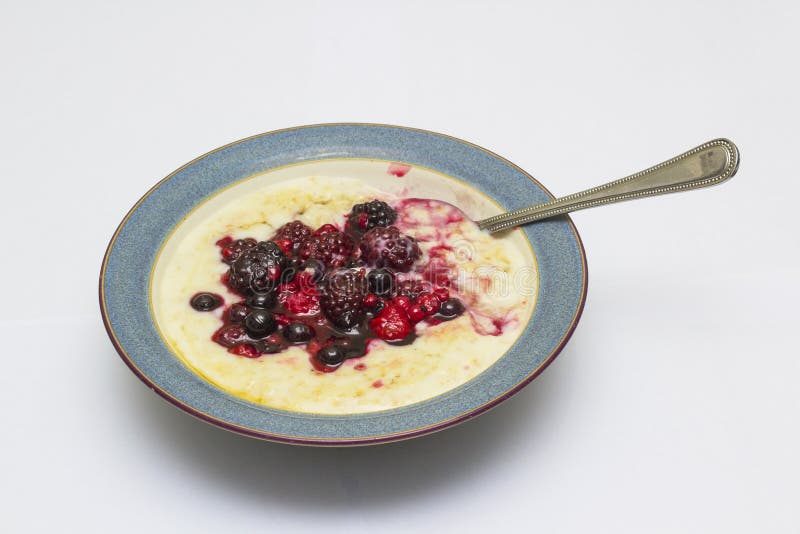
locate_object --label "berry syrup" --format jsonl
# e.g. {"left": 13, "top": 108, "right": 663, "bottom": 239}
{"left": 192, "top": 195, "right": 519, "bottom": 373}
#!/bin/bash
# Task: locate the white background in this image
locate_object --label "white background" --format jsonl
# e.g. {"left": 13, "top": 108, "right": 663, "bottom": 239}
{"left": 2, "top": 1, "right": 798, "bottom": 532}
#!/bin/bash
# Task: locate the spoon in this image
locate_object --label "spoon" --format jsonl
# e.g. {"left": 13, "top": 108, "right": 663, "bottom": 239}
{"left": 477, "top": 138, "right": 740, "bottom": 233}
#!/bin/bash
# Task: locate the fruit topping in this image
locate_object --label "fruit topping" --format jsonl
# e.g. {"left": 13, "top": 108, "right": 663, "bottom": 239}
{"left": 369, "top": 304, "right": 413, "bottom": 341}
{"left": 244, "top": 310, "right": 277, "bottom": 339}
{"left": 302, "top": 258, "right": 326, "bottom": 283}
{"left": 438, "top": 298, "right": 465, "bottom": 318}
{"left": 246, "top": 291, "right": 276, "bottom": 310}
{"left": 278, "top": 271, "right": 321, "bottom": 315}
{"left": 219, "top": 238, "right": 257, "bottom": 265}
{"left": 347, "top": 200, "right": 397, "bottom": 233}
{"left": 229, "top": 344, "right": 260, "bottom": 358}
{"left": 396, "top": 279, "right": 431, "bottom": 300}
{"left": 362, "top": 293, "right": 380, "bottom": 310}
{"left": 190, "top": 292, "right": 223, "bottom": 312}
{"left": 273, "top": 220, "right": 313, "bottom": 252}
{"left": 317, "top": 344, "right": 346, "bottom": 367}
{"left": 227, "top": 241, "right": 287, "bottom": 295}
{"left": 359, "top": 226, "right": 421, "bottom": 272}
{"left": 320, "top": 268, "right": 368, "bottom": 330}
{"left": 298, "top": 229, "right": 355, "bottom": 269}
{"left": 416, "top": 292, "right": 442, "bottom": 315}
{"left": 212, "top": 324, "right": 249, "bottom": 348}
{"left": 198, "top": 203, "right": 475, "bottom": 372}
{"left": 227, "top": 303, "right": 251, "bottom": 323}
{"left": 284, "top": 322, "right": 315, "bottom": 343}
{"left": 367, "top": 268, "right": 395, "bottom": 296}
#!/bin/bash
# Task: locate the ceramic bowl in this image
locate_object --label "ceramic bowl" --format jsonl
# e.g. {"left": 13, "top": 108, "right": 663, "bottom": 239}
{"left": 100, "top": 124, "right": 587, "bottom": 446}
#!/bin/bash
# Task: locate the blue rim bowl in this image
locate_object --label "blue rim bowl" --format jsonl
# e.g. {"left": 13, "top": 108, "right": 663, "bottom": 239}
{"left": 100, "top": 123, "right": 587, "bottom": 446}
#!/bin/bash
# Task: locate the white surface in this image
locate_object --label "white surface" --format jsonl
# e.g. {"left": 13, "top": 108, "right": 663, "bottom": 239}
{"left": 1, "top": 1, "right": 798, "bottom": 532}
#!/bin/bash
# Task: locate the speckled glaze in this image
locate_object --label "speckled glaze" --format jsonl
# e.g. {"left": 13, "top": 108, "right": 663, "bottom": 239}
{"left": 100, "top": 124, "right": 587, "bottom": 446}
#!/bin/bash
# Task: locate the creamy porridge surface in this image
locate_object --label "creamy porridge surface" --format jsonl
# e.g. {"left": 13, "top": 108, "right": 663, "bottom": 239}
{"left": 153, "top": 174, "right": 536, "bottom": 414}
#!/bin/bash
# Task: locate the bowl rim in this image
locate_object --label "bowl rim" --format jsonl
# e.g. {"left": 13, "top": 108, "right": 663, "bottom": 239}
{"left": 99, "top": 122, "right": 588, "bottom": 446}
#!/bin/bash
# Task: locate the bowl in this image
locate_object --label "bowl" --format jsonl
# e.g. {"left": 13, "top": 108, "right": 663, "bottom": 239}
{"left": 100, "top": 123, "right": 587, "bottom": 445}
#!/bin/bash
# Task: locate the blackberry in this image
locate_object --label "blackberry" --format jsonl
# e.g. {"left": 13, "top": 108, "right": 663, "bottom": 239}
{"left": 273, "top": 220, "right": 313, "bottom": 250}
{"left": 220, "top": 238, "right": 257, "bottom": 265}
{"left": 320, "top": 268, "right": 368, "bottom": 330}
{"left": 347, "top": 200, "right": 396, "bottom": 233}
{"left": 227, "top": 241, "right": 287, "bottom": 295}
{"left": 359, "top": 226, "right": 422, "bottom": 272}
{"left": 298, "top": 230, "right": 355, "bottom": 269}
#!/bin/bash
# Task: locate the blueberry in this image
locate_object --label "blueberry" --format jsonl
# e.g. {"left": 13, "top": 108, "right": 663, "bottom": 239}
{"left": 439, "top": 298, "right": 465, "bottom": 318}
{"left": 280, "top": 258, "right": 301, "bottom": 284}
{"left": 284, "top": 322, "right": 314, "bottom": 343}
{"left": 190, "top": 292, "right": 223, "bottom": 312}
{"left": 317, "top": 345, "right": 346, "bottom": 366}
{"left": 227, "top": 302, "right": 251, "bottom": 323}
{"left": 256, "top": 339, "right": 283, "bottom": 354}
{"left": 336, "top": 338, "right": 367, "bottom": 358}
{"left": 244, "top": 310, "right": 277, "bottom": 338}
{"left": 367, "top": 268, "right": 394, "bottom": 296}
{"left": 333, "top": 310, "right": 362, "bottom": 330}
{"left": 246, "top": 291, "right": 276, "bottom": 309}
{"left": 302, "top": 259, "right": 326, "bottom": 283}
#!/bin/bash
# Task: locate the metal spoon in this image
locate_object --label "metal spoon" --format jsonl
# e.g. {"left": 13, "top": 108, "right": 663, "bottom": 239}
{"left": 477, "top": 138, "right": 740, "bottom": 233}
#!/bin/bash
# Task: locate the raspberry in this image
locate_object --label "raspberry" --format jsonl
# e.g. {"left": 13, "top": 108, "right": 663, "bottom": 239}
{"left": 278, "top": 272, "right": 321, "bottom": 315}
{"left": 226, "top": 241, "right": 287, "bottom": 295}
{"left": 229, "top": 344, "right": 261, "bottom": 358}
{"left": 433, "top": 287, "right": 450, "bottom": 302}
{"left": 298, "top": 230, "right": 355, "bottom": 269}
{"left": 320, "top": 268, "right": 368, "bottom": 330}
{"left": 220, "top": 238, "right": 257, "bottom": 265}
{"left": 407, "top": 304, "right": 427, "bottom": 323}
{"left": 392, "top": 295, "right": 412, "bottom": 310}
{"left": 347, "top": 200, "right": 397, "bottom": 233}
{"left": 273, "top": 221, "right": 313, "bottom": 252}
{"left": 416, "top": 292, "right": 442, "bottom": 315}
{"left": 274, "top": 239, "right": 293, "bottom": 254}
{"left": 369, "top": 305, "right": 413, "bottom": 341}
{"left": 359, "top": 226, "right": 421, "bottom": 272}
{"left": 273, "top": 313, "right": 292, "bottom": 326}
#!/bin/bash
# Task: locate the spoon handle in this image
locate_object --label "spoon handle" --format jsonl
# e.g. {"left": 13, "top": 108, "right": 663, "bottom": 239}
{"left": 477, "top": 138, "right": 740, "bottom": 233}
